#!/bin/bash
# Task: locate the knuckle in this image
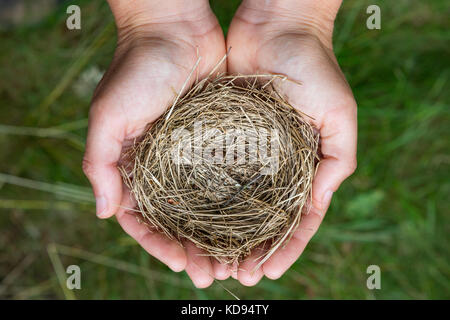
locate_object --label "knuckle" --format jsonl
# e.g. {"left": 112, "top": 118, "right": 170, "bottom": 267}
{"left": 296, "top": 225, "right": 317, "bottom": 243}
{"left": 346, "top": 96, "right": 357, "bottom": 109}
{"left": 89, "top": 98, "right": 109, "bottom": 118}
{"left": 347, "top": 158, "right": 357, "bottom": 175}
{"left": 88, "top": 101, "right": 103, "bottom": 118}
{"left": 82, "top": 157, "right": 96, "bottom": 179}
{"left": 338, "top": 94, "right": 357, "bottom": 113}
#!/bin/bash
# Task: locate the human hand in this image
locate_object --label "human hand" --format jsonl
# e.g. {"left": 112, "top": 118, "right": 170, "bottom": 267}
{"left": 83, "top": 0, "right": 226, "bottom": 288}
{"left": 225, "top": 0, "right": 357, "bottom": 285}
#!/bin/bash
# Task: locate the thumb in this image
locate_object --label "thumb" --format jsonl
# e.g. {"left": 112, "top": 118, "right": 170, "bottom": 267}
{"left": 312, "top": 106, "right": 357, "bottom": 215}
{"left": 83, "top": 105, "right": 125, "bottom": 219}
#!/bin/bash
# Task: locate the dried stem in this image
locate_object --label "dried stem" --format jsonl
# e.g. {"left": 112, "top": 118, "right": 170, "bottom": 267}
{"left": 119, "top": 74, "right": 320, "bottom": 267}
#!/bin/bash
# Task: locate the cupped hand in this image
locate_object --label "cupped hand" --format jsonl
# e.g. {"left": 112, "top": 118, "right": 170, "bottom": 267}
{"left": 83, "top": 2, "right": 227, "bottom": 288}
{"left": 225, "top": 0, "right": 357, "bottom": 285}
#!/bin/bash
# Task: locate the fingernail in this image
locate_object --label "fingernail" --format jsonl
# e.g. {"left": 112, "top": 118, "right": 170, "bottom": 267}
{"left": 96, "top": 196, "right": 108, "bottom": 218}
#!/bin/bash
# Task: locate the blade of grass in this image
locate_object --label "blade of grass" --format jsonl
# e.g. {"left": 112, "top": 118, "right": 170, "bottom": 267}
{"left": 0, "top": 199, "right": 81, "bottom": 210}
{"left": 0, "top": 254, "right": 36, "bottom": 296}
{"left": 36, "top": 22, "right": 114, "bottom": 122}
{"left": 47, "top": 243, "right": 76, "bottom": 300}
{"left": 53, "top": 243, "right": 193, "bottom": 289}
{"left": 0, "top": 173, "right": 94, "bottom": 203}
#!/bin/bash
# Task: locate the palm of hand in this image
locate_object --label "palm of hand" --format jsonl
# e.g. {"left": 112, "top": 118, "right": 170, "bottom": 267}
{"left": 85, "top": 5, "right": 357, "bottom": 288}
{"left": 83, "top": 16, "right": 227, "bottom": 287}
{"left": 224, "top": 16, "right": 357, "bottom": 284}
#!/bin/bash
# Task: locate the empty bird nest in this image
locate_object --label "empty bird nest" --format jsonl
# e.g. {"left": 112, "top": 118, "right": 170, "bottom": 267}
{"left": 119, "top": 73, "right": 320, "bottom": 269}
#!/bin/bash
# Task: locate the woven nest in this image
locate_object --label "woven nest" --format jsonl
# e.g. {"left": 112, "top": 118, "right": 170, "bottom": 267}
{"left": 119, "top": 74, "right": 319, "bottom": 268}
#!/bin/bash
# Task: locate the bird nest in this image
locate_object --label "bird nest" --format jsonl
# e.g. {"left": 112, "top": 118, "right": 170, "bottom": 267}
{"left": 119, "top": 74, "right": 319, "bottom": 269}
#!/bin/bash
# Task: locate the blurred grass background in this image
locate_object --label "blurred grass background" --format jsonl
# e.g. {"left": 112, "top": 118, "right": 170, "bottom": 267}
{"left": 0, "top": 0, "right": 448, "bottom": 299}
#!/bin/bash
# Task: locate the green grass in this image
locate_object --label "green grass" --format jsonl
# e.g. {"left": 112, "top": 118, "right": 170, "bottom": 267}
{"left": 0, "top": 0, "right": 449, "bottom": 299}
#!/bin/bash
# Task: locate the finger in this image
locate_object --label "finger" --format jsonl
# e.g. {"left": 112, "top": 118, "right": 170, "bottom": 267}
{"left": 184, "top": 241, "right": 214, "bottom": 288}
{"left": 83, "top": 105, "right": 125, "bottom": 219}
{"left": 212, "top": 259, "right": 231, "bottom": 280}
{"left": 312, "top": 106, "right": 357, "bottom": 215}
{"left": 237, "top": 248, "right": 265, "bottom": 286}
{"left": 229, "top": 261, "right": 238, "bottom": 280}
{"left": 116, "top": 185, "right": 136, "bottom": 217}
{"left": 263, "top": 106, "right": 356, "bottom": 279}
{"left": 263, "top": 205, "right": 325, "bottom": 280}
{"left": 116, "top": 201, "right": 187, "bottom": 272}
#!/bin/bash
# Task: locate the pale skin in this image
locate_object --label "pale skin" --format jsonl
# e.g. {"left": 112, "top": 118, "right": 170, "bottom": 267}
{"left": 83, "top": 0, "right": 357, "bottom": 288}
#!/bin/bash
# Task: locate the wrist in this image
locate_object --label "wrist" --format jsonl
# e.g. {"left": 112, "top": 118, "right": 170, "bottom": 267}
{"left": 107, "top": 0, "right": 218, "bottom": 50}
{"left": 237, "top": 0, "right": 342, "bottom": 47}
{"left": 107, "top": 0, "right": 212, "bottom": 34}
